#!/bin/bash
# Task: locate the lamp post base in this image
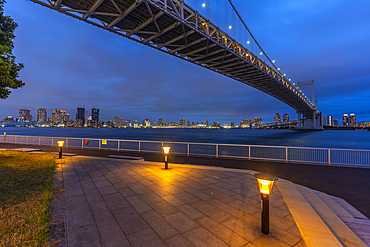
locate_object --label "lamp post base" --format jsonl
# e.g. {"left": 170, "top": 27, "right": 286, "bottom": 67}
{"left": 59, "top": 147, "right": 62, "bottom": 159}
{"left": 261, "top": 196, "right": 270, "bottom": 234}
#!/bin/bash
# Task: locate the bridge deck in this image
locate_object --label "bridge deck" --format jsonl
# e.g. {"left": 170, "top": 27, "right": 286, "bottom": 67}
{"left": 31, "top": 0, "right": 315, "bottom": 115}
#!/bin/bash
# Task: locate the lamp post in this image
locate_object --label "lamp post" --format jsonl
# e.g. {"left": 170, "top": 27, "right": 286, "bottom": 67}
{"left": 57, "top": 140, "right": 65, "bottom": 159}
{"left": 162, "top": 146, "right": 171, "bottom": 169}
{"left": 202, "top": 2, "right": 209, "bottom": 20}
{"left": 254, "top": 173, "right": 278, "bottom": 234}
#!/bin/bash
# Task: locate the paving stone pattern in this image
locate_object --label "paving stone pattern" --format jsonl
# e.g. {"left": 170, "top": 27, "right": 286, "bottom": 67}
{"left": 56, "top": 157, "right": 305, "bottom": 247}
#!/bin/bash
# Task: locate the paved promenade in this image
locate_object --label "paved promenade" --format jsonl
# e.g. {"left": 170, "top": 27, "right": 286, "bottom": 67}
{"left": 52, "top": 156, "right": 306, "bottom": 247}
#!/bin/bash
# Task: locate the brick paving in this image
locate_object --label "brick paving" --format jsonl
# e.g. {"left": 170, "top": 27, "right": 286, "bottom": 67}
{"left": 52, "top": 157, "right": 305, "bottom": 247}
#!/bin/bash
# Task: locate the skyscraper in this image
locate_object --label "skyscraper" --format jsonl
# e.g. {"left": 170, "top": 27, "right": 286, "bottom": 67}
{"left": 283, "top": 113, "right": 289, "bottom": 122}
{"left": 19, "top": 109, "right": 31, "bottom": 121}
{"left": 333, "top": 119, "right": 339, "bottom": 127}
{"left": 327, "top": 116, "right": 333, "bottom": 127}
{"left": 159, "top": 118, "right": 163, "bottom": 126}
{"left": 254, "top": 117, "right": 262, "bottom": 127}
{"left": 37, "top": 108, "right": 47, "bottom": 123}
{"left": 113, "top": 116, "right": 120, "bottom": 127}
{"left": 274, "top": 113, "right": 281, "bottom": 123}
{"left": 76, "top": 107, "right": 85, "bottom": 127}
{"left": 179, "top": 119, "right": 186, "bottom": 125}
{"left": 350, "top": 113, "right": 356, "bottom": 127}
{"left": 120, "top": 117, "right": 125, "bottom": 127}
{"left": 52, "top": 109, "right": 65, "bottom": 125}
{"left": 343, "top": 114, "right": 349, "bottom": 127}
{"left": 322, "top": 115, "right": 327, "bottom": 126}
{"left": 91, "top": 107, "right": 99, "bottom": 127}
{"left": 143, "top": 119, "right": 150, "bottom": 127}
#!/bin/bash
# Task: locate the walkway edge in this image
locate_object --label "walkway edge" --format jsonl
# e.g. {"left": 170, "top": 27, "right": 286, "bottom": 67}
{"left": 277, "top": 179, "right": 342, "bottom": 247}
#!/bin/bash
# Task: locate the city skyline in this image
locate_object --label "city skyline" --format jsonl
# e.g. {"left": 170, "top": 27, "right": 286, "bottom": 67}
{"left": 1, "top": 106, "right": 364, "bottom": 127}
{"left": 2, "top": 1, "right": 370, "bottom": 123}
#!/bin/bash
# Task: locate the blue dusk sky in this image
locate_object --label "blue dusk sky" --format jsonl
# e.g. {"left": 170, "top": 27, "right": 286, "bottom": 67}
{"left": 1, "top": 0, "right": 370, "bottom": 124}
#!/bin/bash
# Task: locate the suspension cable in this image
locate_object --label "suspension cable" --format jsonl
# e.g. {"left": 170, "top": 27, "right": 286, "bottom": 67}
{"left": 226, "top": 0, "right": 284, "bottom": 77}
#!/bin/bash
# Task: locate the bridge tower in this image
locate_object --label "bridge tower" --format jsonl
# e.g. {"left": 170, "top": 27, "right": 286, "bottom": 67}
{"left": 296, "top": 80, "right": 322, "bottom": 130}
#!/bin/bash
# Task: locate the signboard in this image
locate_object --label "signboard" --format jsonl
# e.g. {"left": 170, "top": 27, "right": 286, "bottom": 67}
{"left": 102, "top": 140, "right": 107, "bottom": 145}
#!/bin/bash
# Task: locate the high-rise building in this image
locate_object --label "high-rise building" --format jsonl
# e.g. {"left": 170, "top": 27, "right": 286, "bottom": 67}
{"left": 231, "top": 122, "right": 235, "bottom": 127}
{"left": 143, "top": 119, "right": 150, "bottom": 127}
{"left": 52, "top": 109, "right": 64, "bottom": 125}
{"left": 19, "top": 109, "right": 31, "bottom": 121}
{"left": 113, "top": 116, "right": 120, "bottom": 127}
{"left": 327, "top": 116, "right": 333, "bottom": 127}
{"left": 333, "top": 119, "right": 339, "bottom": 127}
{"left": 91, "top": 107, "right": 99, "bottom": 127}
{"left": 283, "top": 113, "right": 289, "bottom": 122}
{"left": 187, "top": 120, "right": 190, "bottom": 126}
{"left": 159, "top": 118, "right": 163, "bottom": 126}
{"left": 179, "top": 119, "right": 186, "bottom": 125}
{"left": 205, "top": 120, "right": 208, "bottom": 126}
{"left": 343, "top": 114, "right": 349, "bottom": 127}
{"left": 64, "top": 113, "right": 69, "bottom": 122}
{"left": 274, "top": 113, "right": 281, "bottom": 123}
{"left": 254, "top": 117, "right": 262, "bottom": 127}
{"left": 350, "top": 113, "right": 356, "bottom": 127}
{"left": 120, "top": 117, "right": 125, "bottom": 127}
{"left": 37, "top": 108, "right": 47, "bottom": 123}
{"left": 76, "top": 107, "right": 85, "bottom": 127}
{"left": 322, "top": 115, "right": 327, "bottom": 126}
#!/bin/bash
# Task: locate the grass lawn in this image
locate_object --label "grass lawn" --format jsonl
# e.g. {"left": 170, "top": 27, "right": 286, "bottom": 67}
{"left": 0, "top": 151, "right": 56, "bottom": 247}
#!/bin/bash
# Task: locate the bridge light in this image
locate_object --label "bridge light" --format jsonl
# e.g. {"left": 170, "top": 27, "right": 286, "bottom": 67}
{"left": 260, "top": 52, "right": 263, "bottom": 55}
{"left": 247, "top": 41, "right": 251, "bottom": 44}
{"left": 272, "top": 60, "right": 275, "bottom": 63}
{"left": 289, "top": 79, "right": 291, "bottom": 81}
{"left": 229, "top": 25, "right": 233, "bottom": 29}
{"left": 283, "top": 74, "right": 286, "bottom": 76}
{"left": 202, "top": 3, "right": 206, "bottom": 7}
{"left": 277, "top": 68, "right": 280, "bottom": 71}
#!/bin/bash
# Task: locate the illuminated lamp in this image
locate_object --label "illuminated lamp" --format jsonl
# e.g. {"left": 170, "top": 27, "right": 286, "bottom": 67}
{"left": 57, "top": 140, "right": 65, "bottom": 159}
{"left": 162, "top": 146, "right": 171, "bottom": 169}
{"left": 254, "top": 173, "right": 278, "bottom": 234}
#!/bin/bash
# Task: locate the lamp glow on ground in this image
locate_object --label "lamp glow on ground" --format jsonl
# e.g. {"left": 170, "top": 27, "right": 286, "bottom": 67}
{"left": 162, "top": 146, "right": 171, "bottom": 169}
{"left": 57, "top": 140, "right": 65, "bottom": 159}
{"left": 254, "top": 173, "right": 278, "bottom": 235}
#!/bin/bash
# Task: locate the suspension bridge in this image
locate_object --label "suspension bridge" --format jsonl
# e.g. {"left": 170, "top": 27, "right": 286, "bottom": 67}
{"left": 29, "top": 0, "right": 322, "bottom": 129}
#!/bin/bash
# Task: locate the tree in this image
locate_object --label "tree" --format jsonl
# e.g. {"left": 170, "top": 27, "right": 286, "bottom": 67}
{"left": 0, "top": 0, "right": 24, "bottom": 99}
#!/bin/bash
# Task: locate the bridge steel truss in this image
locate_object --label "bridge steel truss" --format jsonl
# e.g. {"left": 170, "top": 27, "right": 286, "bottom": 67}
{"left": 30, "top": 0, "right": 316, "bottom": 116}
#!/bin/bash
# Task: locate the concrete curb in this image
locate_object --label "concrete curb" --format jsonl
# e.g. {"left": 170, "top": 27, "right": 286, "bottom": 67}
{"left": 277, "top": 179, "right": 342, "bottom": 247}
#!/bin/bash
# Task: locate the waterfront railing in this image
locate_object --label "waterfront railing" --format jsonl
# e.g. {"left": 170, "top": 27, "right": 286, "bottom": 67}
{"left": 1, "top": 134, "right": 369, "bottom": 167}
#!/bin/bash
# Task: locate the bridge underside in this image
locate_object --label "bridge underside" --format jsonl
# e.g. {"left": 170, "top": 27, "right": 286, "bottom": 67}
{"left": 31, "top": 0, "right": 316, "bottom": 117}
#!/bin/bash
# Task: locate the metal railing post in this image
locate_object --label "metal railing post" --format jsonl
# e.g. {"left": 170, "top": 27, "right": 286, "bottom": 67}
{"left": 26, "top": 136, "right": 28, "bottom": 145}
{"left": 82, "top": 139, "right": 84, "bottom": 149}
{"left": 3, "top": 133, "right": 6, "bottom": 143}
{"left": 285, "top": 147, "right": 288, "bottom": 162}
{"left": 118, "top": 140, "right": 120, "bottom": 151}
{"left": 328, "top": 149, "right": 331, "bottom": 165}
{"left": 99, "top": 139, "right": 101, "bottom": 150}
{"left": 66, "top": 138, "right": 68, "bottom": 148}
{"left": 38, "top": 137, "right": 40, "bottom": 146}
{"left": 216, "top": 144, "right": 218, "bottom": 158}
{"left": 249, "top": 145, "right": 251, "bottom": 160}
{"left": 52, "top": 137, "right": 54, "bottom": 146}
{"left": 138, "top": 141, "right": 141, "bottom": 153}
{"left": 187, "top": 143, "right": 190, "bottom": 156}
{"left": 14, "top": 135, "right": 16, "bottom": 144}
